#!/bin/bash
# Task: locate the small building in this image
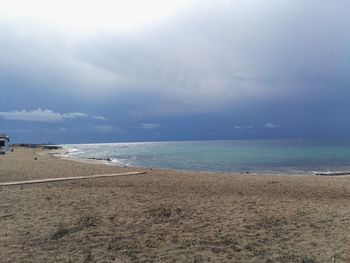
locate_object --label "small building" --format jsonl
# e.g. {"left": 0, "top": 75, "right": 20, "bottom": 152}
{"left": 0, "top": 134, "right": 10, "bottom": 154}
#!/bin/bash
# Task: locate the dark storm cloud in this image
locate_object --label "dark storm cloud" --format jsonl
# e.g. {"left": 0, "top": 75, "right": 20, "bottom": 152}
{"left": 1, "top": 0, "right": 349, "bottom": 142}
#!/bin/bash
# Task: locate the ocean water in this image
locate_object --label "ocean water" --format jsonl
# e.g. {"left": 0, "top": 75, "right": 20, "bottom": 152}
{"left": 60, "top": 139, "right": 350, "bottom": 174}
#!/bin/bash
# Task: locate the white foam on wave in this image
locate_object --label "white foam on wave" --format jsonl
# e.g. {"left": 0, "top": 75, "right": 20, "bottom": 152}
{"left": 56, "top": 147, "right": 85, "bottom": 158}
{"left": 106, "top": 158, "right": 129, "bottom": 167}
{"left": 70, "top": 148, "right": 87, "bottom": 154}
{"left": 67, "top": 148, "right": 80, "bottom": 153}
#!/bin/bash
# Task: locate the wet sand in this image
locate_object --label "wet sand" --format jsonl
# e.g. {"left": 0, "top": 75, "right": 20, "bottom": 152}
{"left": 1, "top": 148, "right": 350, "bottom": 262}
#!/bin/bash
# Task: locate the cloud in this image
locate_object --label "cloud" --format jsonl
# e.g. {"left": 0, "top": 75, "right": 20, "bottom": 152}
{"left": 94, "top": 125, "right": 121, "bottom": 133}
{"left": 0, "top": 0, "right": 193, "bottom": 36}
{"left": 1, "top": 0, "right": 350, "bottom": 142}
{"left": 234, "top": 125, "right": 254, "bottom": 130}
{"left": 0, "top": 109, "right": 88, "bottom": 122}
{"left": 62, "top": 112, "right": 88, "bottom": 119}
{"left": 5, "top": 0, "right": 348, "bottom": 118}
{"left": 264, "top": 123, "right": 279, "bottom": 129}
{"left": 139, "top": 123, "right": 160, "bottom": 129}
{"left": 92, "top": 115, "right": 107, "bottom": 120}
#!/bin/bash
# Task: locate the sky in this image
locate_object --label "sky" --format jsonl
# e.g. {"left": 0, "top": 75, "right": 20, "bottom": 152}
{"left": 0, "top": 0, "right": 350, "bottom": 143}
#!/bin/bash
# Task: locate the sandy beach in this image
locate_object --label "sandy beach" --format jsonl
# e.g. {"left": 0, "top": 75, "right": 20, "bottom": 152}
{"left": 1, "top": 148, "right": 349, "bottom": 262}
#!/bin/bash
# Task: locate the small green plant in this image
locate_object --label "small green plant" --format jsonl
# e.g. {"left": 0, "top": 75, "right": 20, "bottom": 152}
{"left": 277, "top": 251, "right": 317, "bottom": 263}
{"left": 83, "top": 245, "right": 93, "bottom": 263}
{"left": 62, "top": 255, "right": 73, "bottom": 263}
{"left": 150, "top": 204, "right": 172, "bottom": 218}
{"left": 78, "top": 211, "right": 99, "bottom": 229}
{"left": 220, "top": 234, "right": 239, "bottom": 249}
{"left": 148, "top": 204, "right": 183, "bottom": 223}
{"left": 300, "top": 255, "right": 317, "bottom": 263}
{"left": 52, "top": 223, "right": 70, "bottom": 240}
{"left": 254, "top": 208, "right": 281, "bottom": 228}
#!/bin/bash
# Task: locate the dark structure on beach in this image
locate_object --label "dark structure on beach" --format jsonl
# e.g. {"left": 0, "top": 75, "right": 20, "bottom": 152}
{"left": 0, "top": 134, "right": 10, "bottom": 154}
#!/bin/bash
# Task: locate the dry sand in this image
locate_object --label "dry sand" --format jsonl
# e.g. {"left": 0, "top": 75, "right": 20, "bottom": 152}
{"left": 1, "top": 148, "right": 350, "bottom": 262}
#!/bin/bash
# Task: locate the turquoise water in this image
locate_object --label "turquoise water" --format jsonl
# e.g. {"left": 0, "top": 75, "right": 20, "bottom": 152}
{"left": 61, "top": 139, "right": 350, "bottom": 174}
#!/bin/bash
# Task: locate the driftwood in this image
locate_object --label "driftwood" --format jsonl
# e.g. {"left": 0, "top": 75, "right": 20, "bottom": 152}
{"left": 0, "top": 171, "right": 146, "bottom": 186}
{"left": 313, "top": 171, "right": 350, "bottom": 176}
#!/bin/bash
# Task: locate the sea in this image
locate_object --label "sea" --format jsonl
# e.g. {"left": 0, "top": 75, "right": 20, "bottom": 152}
{"left": 60, "top": 139, "right": 350, "bottom": 175}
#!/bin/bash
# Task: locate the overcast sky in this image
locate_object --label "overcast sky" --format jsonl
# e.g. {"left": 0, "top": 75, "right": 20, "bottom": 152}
{"left": 1, "top": 0, "right": 349, "bottom": 143}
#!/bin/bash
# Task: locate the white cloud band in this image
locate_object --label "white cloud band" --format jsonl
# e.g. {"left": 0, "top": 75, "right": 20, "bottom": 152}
{"left": 0, "top": 109, "right": 88, "bottom": 122}
{"left": 140, "top": 123, "right": 160, "bottom": 129}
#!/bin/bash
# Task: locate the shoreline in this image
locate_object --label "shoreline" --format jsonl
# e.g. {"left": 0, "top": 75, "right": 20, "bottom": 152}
{"left": 1, "top": 147, "right": 350, "bottom": 262}
{"left": 54, "top": 146, "right": 344, "bottom": 177}
{"left": 54, "top": 139, "right": 350, "bottom": 177}
{"left": 53, "top": 150, "right": 307, "bottom": 177}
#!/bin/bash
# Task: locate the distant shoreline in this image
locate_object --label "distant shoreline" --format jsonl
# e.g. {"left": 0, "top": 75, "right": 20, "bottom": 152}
{"left": 12, "top": 142, "right": 350, "bottom": 176}
{"left": 50, "top": 147, "right": 317, "bottom": 176}
{"left": 11, "top": 144, "right": 63, "bottom": 150}
{"left": 57, "top": 140, "right": 350, "bottom": 176}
